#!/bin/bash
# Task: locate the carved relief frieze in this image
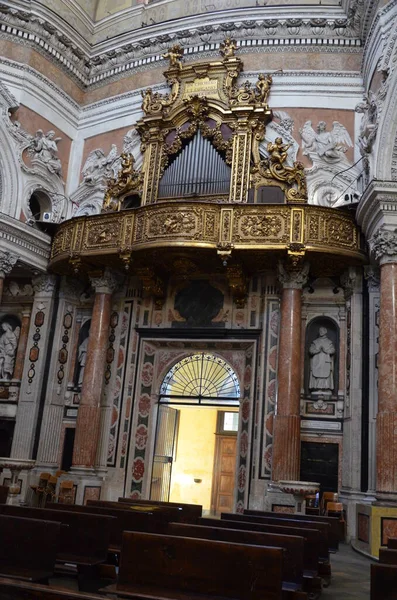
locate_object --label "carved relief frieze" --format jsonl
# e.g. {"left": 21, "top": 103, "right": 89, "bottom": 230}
{"left": 233, "top": 207, "right": 289, "bottom": 245}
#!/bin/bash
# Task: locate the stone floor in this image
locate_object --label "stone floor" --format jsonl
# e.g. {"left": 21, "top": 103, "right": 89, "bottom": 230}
{"left": 323, "top": 543, "right": 374, "bottom": 600}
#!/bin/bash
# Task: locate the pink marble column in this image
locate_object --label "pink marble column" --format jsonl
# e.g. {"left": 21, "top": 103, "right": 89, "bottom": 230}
{"left": 12, "top": 309, "right": 31, "bottom": 381}
{"left": 272, "top": 261, "right": 309, "bottom": 482}
{"left": 376, "top": 261, "right": 397, "bottom": 494}
{"left": 72, "top": 271, "right": 117, "bottom": 468}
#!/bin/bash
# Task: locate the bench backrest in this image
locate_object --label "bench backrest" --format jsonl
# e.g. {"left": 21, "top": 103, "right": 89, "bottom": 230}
{"left": 167, "top": 522, "right": 304, "bottom": 585}
{"left": 244, "top": 509, "right": 342, "bottom": 547}
{"left": 379, "top": 548, "right": 397, "bottom": 565}
{"left": 199, "top": 517, "right": 319, "bottom": 572}
{"left": 119, "top": 531, "right": 283, "bottom": 600}
{"left": 0, "top": 487, "right": 8, "bottom": 505}
{"left": 0, "top": 577, "right": 104, "bottom": 599}
{"left": 46, "top": 502, "right": 157, "bottom": 547}
{"left": 223, "top": 512, "right": 329, "bottom": 559}
{"left": 0, "top": 515, "right": 60, "bottom": 574}
{"left": 0, "top": 505, "right": 113, "bottom": 562}
{"left": 387, "top": 538, "right": 397, "bottom": 550}
{"left": 118, "top": 497, "right": 202, "bottom": 522}
{"left": 86, "top": 500, "right": 183, "bottom": 524}
{"left": 371, "top": 563, "right": 397, "bottom": 600}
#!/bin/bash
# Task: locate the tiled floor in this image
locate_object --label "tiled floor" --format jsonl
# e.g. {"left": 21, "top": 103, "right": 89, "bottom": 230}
{"left": 323, "top": 543, "right": 374, "bottom": 600}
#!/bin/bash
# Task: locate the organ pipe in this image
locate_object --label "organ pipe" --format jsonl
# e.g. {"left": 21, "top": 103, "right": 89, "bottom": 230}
{"left": 158, "top": 131, "right": 231, "bottom": 198}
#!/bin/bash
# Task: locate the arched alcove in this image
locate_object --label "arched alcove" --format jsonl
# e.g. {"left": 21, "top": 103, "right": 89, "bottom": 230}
{"left": 304, "top": 317, "right": 339, "bottom": 397}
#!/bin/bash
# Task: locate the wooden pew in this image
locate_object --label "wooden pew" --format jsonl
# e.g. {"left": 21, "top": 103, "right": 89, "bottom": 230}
{"left": 167, "top": 522, "right": 306, "bottom": 599}
{"left": 371, "top": 563, "right": 397, "bottom": 600}
{"left": 199, "top": 517, "right": 321, "bottom": 596}
{"left": 0, "top": 515, "right": 60, "bottom": 584}
{"left": 388, "top": 539, "right": 397, "bottom": 549}
{"left": 0, "top": 505, "right": 114, "bottom": 581}
{"left": 0, "top": 577, "right": 104, "bottom": 599}
{"left": 223, "top": 513, "right": 331, "bottom": 573}
{"left": 244, "top": 509, "right": 342, "bottom": 550}
{"left": 118, "top": 497, "right": 202, "bottom": 522}
{"left": 0, "top": 486, "right": 8, "bottom": 505}
{"left": 105, "top": 531, "right": 285, "bottom": 600}
{"left": 379, "top": 548, "right": 397, "bottom": 565}
{"left": 46, "top": 502, "right": 160, "bottom": 553}
{"left": 86, "top": 499, "right": 183, "bottom": 526}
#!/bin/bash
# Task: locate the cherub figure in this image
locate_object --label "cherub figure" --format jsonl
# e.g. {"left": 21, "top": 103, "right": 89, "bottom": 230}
{"left": 163, "top": 45, "right": 183, "bottom": 69}
{"left": 256, "top": 74, "right": 273, "bottom": 105}
{"left": 220, "top": 37, "right": 237, "bottom": 58}
{"left": 267, "top": 137, "right": 291, "bottom": 165}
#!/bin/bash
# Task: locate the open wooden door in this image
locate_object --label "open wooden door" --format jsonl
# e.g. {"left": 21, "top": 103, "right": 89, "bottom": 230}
{"left": 211, "top": 411, "right": 238, "bottom": 516}
{"left": 150, "top": 405, "right": 179, "bottom": 501}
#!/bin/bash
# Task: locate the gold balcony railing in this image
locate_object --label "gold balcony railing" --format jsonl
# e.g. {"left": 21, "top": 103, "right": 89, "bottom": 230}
{"left": 50, "top": 201, "right": 366, "bottom": 276}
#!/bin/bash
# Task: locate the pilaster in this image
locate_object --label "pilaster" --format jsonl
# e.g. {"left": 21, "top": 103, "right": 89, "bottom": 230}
{"left": 11, "top": 274, "right": 57, "bottom": 459}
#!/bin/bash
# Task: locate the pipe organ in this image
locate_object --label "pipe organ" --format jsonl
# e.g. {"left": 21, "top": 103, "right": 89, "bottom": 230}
{"left": 158, "top": 132, "right": 231, "bottom": 199}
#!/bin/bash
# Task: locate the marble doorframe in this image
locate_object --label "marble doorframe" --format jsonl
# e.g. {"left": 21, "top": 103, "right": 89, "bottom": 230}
{"left": 124, "top": 337, "right": 257, "bottom": 512}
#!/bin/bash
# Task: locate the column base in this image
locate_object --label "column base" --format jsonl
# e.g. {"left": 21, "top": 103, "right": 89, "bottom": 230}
{"left": 354, "top": 500, "right": 397, "bottom": 558}
{"left": 63, "top": 466, "right": 107, "bottom": 505}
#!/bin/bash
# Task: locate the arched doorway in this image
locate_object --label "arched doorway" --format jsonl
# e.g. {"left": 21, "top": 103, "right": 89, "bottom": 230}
{"left": 150, "top": 353, "right": 240, "bottom": 515}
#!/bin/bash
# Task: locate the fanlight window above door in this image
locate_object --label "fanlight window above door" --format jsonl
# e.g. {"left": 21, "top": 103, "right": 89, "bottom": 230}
{"left": 160, "top": 353, "right": 240, "bottom": 405}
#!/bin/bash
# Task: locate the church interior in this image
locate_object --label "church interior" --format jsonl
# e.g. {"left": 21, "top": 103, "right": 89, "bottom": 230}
{"left": 1, "top": 0, "right": 397, "bottom": 597}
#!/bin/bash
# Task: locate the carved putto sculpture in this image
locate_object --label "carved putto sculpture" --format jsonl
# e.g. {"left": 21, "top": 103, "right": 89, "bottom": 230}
{"left": 0, "top": 321, "right": 20, "bottom": 380}
{"left": 255, "top": 74, "right": 273, "bottom": 105}
{"left": 355, "top": 93, "right": 378, "bottom": 155}
{"left": 300, "top": 120, "right": 353, "bottom": 162}
{"left": 29, "top": 130, "right": 62, "bottom": 176}
{"left": 163, "top": 45, "right": 183, "bottom": 69}
{"left": 220, "top": 37, "right": 237, "bottom": 58}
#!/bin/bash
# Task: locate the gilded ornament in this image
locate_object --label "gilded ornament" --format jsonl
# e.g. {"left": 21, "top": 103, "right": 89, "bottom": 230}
{"left": 240, "top": 215, "right": 282, "bottom": 238}
{"left": 103, "top": 153, "right": 143, "bottom": 212}
{"left": 163, "top": 44, "right": 184, "bottom": 69}
{"left": 220, "top": 38, "right": 237, "bottom": 58}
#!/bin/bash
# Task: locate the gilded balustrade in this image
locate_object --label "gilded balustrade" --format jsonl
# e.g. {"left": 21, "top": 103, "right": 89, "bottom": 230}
{"left": 50, "top": 202, "right": 365, "bottom": 276}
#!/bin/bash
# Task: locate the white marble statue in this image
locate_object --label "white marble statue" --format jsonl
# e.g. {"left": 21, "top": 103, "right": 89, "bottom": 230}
{"left": 300, "top": 120, "right": 352, "bottom": 162}
{"left": 77, "top": 336, "right": 88, "bottom": 387}
{"left": 355, "top": 93, "right": 378, "bottom": 155}
{"left": 309, "top": 327, "right": 335, "bottom": 392}
{"left": 0, "top": 321, "right": 20, "bottom": 380}
{"left": 29, "top": 130, "right": 63, "bottom": 176}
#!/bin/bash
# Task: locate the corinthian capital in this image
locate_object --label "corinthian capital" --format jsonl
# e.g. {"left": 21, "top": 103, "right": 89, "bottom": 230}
{"left": 90, "top": 268, "right": 120, "bottom": 295}
{"left": 369, "top": 228, "right": 397, "bottom": 265}
{"left": 277, "top": 260, "right": 310, "bottom": 289}
{"left": 0, "top": 251, "right": 18, "bottom": 278}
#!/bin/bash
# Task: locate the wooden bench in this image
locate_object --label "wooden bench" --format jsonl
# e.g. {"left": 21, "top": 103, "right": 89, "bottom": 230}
{"left": 388, "top": 538, "right": 397, "bottom": 550}
{"left": 0, "top": 486, "right": 8, "bottom": 505}
{"left": 0, "top": 577, "right": 104, "bottom": 599}
{"left": 379, "top": 548, "right": 397, "bottom": 565}
{"left": 86, "top": 499, "right": 183, "bottom": 527}
{"left": 118, "top": 497, "right": 202, "bottom": 523}
{"left": 46, "top": 502, "right": 159, "bottom": 553}
{"left": 105, "top": 531, "right": 285, "bottom": 600}
{"left": 0, "top": 505, "right": 114, "bottom": 585}
{"left": 0, "top": 515, "right": 60, "bottom": 584}
{"left": 244, "top": 509, "right": 342, "bottom": 550}
{"left": 371, "top": 563, "right": 397, "bottom": 599}
{"left": 199, "top": 517, "right": 322, "bottom": 595}
{"left": 167, "top": 522, "right": 306, "bottom": 599}
{"left": 223, "top": 513, "right": 331, "bottom": 570}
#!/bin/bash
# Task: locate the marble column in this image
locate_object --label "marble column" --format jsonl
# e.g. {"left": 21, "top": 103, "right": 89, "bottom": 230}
{"left": 12, "top": 309, "right": 31, "bottom": 381}
{"left": 370, "top": 229, "right": 397, "bottom": 496}
{"left": 0, "top": 251, "right": 18, "bottom": 304}
{"left": 272, "top": 261, "right": 309, "bottom": 482}
{"left": 11, "top": 275, "right": 57, "bottom": 459}
{"left": 72, "top": 270, "right": 118, "bottom": 469}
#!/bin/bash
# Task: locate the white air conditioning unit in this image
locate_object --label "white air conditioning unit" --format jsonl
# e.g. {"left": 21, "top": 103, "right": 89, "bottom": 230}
{"left": 42, "top": 212, "right": 53, "bottom": 221}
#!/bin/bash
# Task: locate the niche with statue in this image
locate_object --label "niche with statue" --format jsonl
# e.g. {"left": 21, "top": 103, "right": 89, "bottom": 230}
{"left": 304, "top": 317, "right": 339, "bottom": 399}
{"left": 73, "top": 319, "right": 91, "bottom": 390}
{"left": 0, "top": 315, "right": 21, "bottom": 381}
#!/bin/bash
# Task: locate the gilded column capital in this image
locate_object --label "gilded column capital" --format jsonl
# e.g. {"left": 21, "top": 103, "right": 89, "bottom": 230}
{"left": 369, "top": 228, "right": 397, "bottom": 265}
{"left": 277, "top": 260, "right": 309, "bottom": 290}
{"left": 0, "top": 250, "right": 18, "bottom": 278}
{"left": 364, "top": 265, "right": 380, "bottom": 292}
{"left": 89, "top": 269, "right": 120, "bottom": 295}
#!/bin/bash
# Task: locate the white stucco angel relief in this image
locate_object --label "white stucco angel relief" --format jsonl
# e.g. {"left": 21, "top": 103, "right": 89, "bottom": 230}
{"left": 82, "top": 144, "right": 118, "bottom": 185}
{"left": 28, "top": 130, "right": 63, "bottom": 176}
{"left": 300, "top": 120, "right": 353, "bottom": 163}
